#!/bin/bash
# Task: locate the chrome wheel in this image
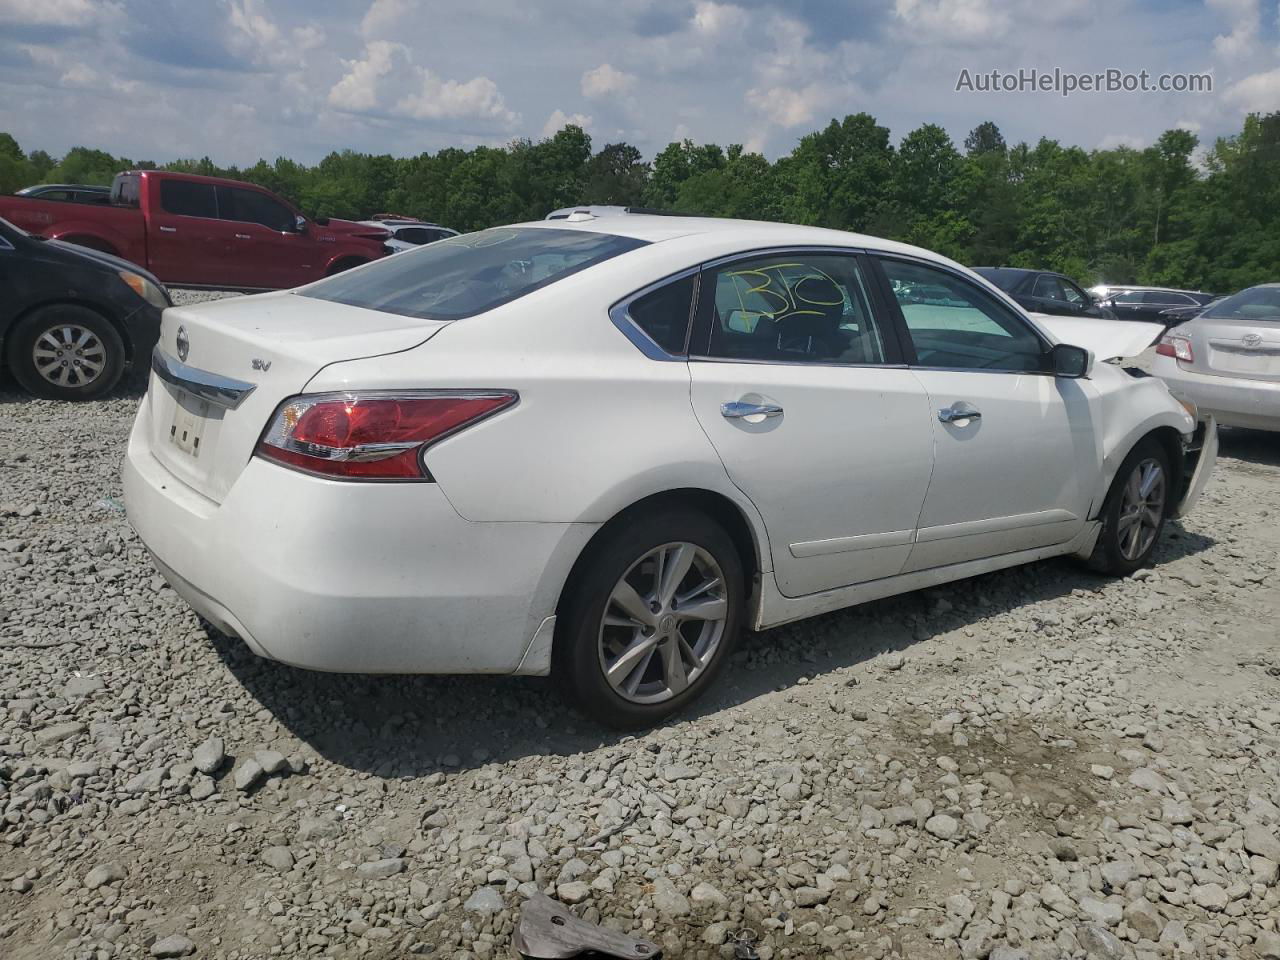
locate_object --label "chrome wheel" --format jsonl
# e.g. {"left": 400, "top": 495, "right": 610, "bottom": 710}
{"left": 598, "top": 541, "right": 728, "bottom": 705}
{"left": 1117, "top": 457, "right": 1166, "bottom": 561}
{"left": 32, "top": 324, "right": 107, "bottom": 388}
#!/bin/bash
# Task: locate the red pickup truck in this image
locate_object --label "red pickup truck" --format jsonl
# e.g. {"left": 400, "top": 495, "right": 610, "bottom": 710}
{"left": 0, "top": 171, "right": 390, "bottom": 290}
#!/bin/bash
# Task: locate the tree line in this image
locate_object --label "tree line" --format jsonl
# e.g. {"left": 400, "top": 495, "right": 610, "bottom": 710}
{"left": 3, "top": 111, "right": 1278, "bottom": 293}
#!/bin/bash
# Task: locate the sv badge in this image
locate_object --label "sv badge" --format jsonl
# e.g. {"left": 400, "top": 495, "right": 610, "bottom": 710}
{"left": 252, "top": 358, "right": 272, "bottom": 372}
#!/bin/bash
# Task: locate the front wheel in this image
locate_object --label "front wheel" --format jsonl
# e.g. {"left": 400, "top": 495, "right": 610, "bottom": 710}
{"left": 1085, "top": 438, "right": 1171, "bottom": 576}
{"left": 7, "top": 305, "right": 126, "bottom": 401}
{"left": 554, "top": 509, "right": 744, "bottom": 729}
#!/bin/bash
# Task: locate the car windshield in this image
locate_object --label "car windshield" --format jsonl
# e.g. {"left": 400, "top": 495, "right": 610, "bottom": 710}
{"left": 1201, "top": 286, "right": 1280, "bottom": 322}
{"left": 298, "top": 227, "right": 648, "bottom": 320}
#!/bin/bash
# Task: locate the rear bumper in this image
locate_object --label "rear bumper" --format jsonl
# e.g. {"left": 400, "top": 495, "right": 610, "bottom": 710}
{"left": 1153, "top": 355, "right": 1280, "bottom": 431}
{"left": 122, "top": 400, "right": 595, "bottom": 674}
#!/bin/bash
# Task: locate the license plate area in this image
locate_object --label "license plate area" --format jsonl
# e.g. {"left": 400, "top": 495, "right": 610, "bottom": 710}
{"left": 168, "top": 388, "right": 210, "bottom": 458}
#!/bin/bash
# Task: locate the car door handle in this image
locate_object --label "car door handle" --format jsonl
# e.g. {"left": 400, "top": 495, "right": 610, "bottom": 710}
{"left": 721, "top": 401, "right": 784, "bottom": 420}
{"left": 235, "top": 233, "right": 252, "bottom": 240}
{"left": 938, "top": 402, "right": 982, "bottom": 423}
{"left": 158, "top": 226, "right": 177, "bottom": 233}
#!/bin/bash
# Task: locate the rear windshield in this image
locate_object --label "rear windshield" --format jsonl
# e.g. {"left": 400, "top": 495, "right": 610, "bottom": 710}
{"left": 299, "top": 227, "right": 648, "bottom": 320}
{"left": 1202, "top": 286, "right": 1280, "bottom": 322}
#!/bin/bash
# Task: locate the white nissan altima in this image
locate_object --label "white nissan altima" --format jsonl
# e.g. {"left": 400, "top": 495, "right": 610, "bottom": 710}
{"left": 123, "top": 213, "right": 1217, "bottom": 727}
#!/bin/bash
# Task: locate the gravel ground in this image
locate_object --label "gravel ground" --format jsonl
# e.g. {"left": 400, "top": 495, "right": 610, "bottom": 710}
{"left": 2, "top": 294, "right": 1279, "bottom": 960}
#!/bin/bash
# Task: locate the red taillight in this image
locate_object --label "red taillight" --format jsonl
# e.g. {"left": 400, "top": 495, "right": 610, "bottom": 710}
{"left": 255, "top": 391, "right": 516, "bottom": 480}
{"left": 1156, "top": 336, "right": 1193, "bottom": 363}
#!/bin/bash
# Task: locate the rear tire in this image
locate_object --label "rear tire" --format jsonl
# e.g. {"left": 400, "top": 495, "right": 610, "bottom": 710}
{"left": 7, "top": 304, "right": 126, "bottom": 401}
{"left": 1085, "top": 438, "right": 1171, "bottom": 576}
{"left": 554, "top": 508, "right": 744, "bottom": 729}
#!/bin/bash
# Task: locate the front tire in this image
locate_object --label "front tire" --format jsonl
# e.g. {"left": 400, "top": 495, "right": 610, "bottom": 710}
{"left": 1086, "top": 438, "right": 1171, "bottom": 576}
{"left": 554, "top": 508, "right": 744, "bottom": 729}
{"left": 7, "top": 305, "right": 125, "bottom": 401}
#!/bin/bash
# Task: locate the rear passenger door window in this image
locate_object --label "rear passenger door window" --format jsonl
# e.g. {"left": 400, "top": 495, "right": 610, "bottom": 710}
{"left": 160, "top": 180, "right": 217, "bottom": 219}
{"left": 878, "top": 257, "right": 1046, "bottom": 371}
{"left": 694, "top": 253, "right": 892, "bottom": 365}
{"left": 1033, "top": 274, "right": 1067, "bottom": 302}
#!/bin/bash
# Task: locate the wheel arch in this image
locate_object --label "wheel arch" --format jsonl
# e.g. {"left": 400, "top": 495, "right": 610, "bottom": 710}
{"left": 3, "top": 298, "right": 131, "bottom": 374}
{"left": 324, "top": 254, "right": 369, "bottom": 276}
{"left": 1093, "top": 422, "right": 1187, "bottom": 519}
{"left": 555, "top": 488, "right": 765, "bottom": 619}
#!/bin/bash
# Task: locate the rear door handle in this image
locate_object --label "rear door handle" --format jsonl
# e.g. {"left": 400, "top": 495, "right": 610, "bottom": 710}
{"left": 158, "top": 226, "right": 177, "bottom": 233}
{"left": 938, "top": 402, "right": 981, "bottom": 423}
{"left": 235, "top": 234, "right": 252, "bottom": 240}
{"left": 721, "top": 401, "right": 784, "bottom": 420}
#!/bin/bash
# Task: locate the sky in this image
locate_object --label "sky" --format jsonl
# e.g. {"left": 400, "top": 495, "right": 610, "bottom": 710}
{"left": 0, "top": 0, "right": 1277, "bottom": 166}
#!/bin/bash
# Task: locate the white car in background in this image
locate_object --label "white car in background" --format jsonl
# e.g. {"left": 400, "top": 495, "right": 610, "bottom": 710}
{"left": 359, "top": 217, "right": 458, "bottom": 253}
{"left": 123, "top": 215, "right": 1216, "bottom": 728}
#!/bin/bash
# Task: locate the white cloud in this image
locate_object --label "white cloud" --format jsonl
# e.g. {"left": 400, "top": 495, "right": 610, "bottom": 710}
{"left": 893, "top": 0, "right": 1011, "bottom": 41}
{"left": 1175, "top": 119, "right": 1203, "bottom": 133}
{"left": 397, "top": 69, "right": 516, "bottom": 122}
{"left": 0, "top": 0, "right": 115, "bottom": 26}
{"left": 59, "top": 62, "right": 136, "bottom": 94}
{"left": 1207, "top": 0, "right": 1260, "bottom": 57}
{"left": 542, "top": 109, "right": 592, "bottom": 137}
{"left": 361, "top": 0, "right": 413, "bottom": 38}
{"left": 328, "top": 39, "right": 517, "bottom": 124}
{"left": 328, "top": 39, "right": 402, "bottom": 112}
{"left": 1224, "top": 67, "right": 1280, "bottom": 110}
{"left": 745, "top": 83, "right": 830, "bottom": 128}
{"left": 692, "top": 1, "right": 747, "bottom": 35}
{"left": 581, "top": 63, "right": 635, "bottom": 99}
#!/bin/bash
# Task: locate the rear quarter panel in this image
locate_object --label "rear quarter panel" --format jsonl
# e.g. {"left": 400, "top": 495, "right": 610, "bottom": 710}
{"left": 302, "top": 236, "right": 773, "bottom": 541}
{"left": 0, "top": 196, "right": 146, "bottom": 264}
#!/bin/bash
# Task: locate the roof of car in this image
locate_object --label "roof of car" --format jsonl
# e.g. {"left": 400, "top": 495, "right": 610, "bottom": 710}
{"left": 1099, "top": 284, "right": 1210, "bottom": 295}
{"left": 514, "top": 212, "right": 942, "bottom": 260}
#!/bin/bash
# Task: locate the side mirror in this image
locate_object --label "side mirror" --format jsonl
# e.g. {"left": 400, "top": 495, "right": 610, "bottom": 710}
{"left": 294, "top": 215, "right": 307, "bottom": 233}
{"left": 1050, "top": 342, "right": 1092, "bottom": 378}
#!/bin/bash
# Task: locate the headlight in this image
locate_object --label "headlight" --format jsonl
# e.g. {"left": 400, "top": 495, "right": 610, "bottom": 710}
{"left": 118, "top": 270, "right": 171, "bottom": 309}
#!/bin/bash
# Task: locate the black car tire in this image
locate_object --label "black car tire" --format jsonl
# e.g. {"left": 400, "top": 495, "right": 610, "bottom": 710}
{"left": 1084, "top": 438, "right": 1172, "bottom": 576}
{"left": 7, "top": 304, "right": 126, "bottom": 401}
{"left": 554, "top": 508, "right": 744, "bottom": 730}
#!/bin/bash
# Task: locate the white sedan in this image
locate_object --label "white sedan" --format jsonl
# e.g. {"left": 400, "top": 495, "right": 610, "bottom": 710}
{"left": 123, "top": 215, "right": 1216, "bottom": 727}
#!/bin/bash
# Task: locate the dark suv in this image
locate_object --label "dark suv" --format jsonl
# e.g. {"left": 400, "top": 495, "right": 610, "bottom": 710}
{"left": 972, "top": 267, "right": 1116, "bottom": 320}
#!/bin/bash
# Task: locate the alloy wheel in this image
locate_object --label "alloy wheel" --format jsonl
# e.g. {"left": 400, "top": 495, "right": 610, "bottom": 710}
{"left": 597, "top": 541, "right": 729, "bottom": 705}
{"left": 1117, "top": 457, "right": 1166, "bottom": 561}
{"left": 32, "top": 325, "right": 107, "bottom": 389}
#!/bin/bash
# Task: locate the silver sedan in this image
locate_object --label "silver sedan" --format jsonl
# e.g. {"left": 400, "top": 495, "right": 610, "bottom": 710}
{"left": 1153, "top": 283, "right": 1280, "bottom": 432}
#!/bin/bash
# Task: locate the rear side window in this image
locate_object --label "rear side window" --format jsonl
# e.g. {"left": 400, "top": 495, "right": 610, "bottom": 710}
{"left": 394, "top": 227, "right": 433, "bottom": 244}
{"left": 626, "top": 274, "right": 695, "bottom": 354}
{"left": 160, "top": 180, "right": 217, "bottom": 219}
{"left": 697, "top": 253, "right": 889, "bottom": 365}
{"left": 300, "top": 227, "right": 648, "bottom": 321}
{"left": 111, "top": 175, "right": 140, "bottom": 207}
{"left": 217, "top": 187, "right": 294, "bottom": 232}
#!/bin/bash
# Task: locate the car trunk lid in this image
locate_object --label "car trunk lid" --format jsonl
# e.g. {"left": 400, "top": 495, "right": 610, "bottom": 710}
{"left": 144, "top": 291, "right": 448, "bottom": 503}
{"left": 1186, "top": 318, "right": 1280, "bottom": 381}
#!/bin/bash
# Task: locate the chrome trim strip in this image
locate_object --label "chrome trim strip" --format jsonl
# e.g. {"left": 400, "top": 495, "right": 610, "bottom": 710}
{"left": 151, "top": 347, "right": 257, "bottom": 410}
{"left": 915, "top": 508, "right": 1078, "bottom": 544}
{"left": 790, "top": 529, "right": 914, "bottom": 559}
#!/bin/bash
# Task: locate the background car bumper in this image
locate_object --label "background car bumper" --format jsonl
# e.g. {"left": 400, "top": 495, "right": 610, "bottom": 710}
{"left": 122, "top": 402, "right": 595, "bottom": 674}
{"left": 1152, "top": 355, "right": 1280, "bottom": 431}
